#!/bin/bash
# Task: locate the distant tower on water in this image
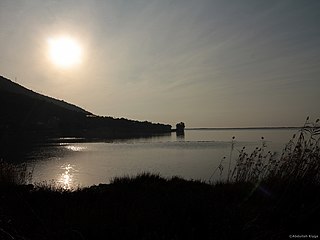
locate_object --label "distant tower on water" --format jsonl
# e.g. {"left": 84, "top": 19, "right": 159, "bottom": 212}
{"left": 176, "top": 122, "right": 185, "bottom": 135}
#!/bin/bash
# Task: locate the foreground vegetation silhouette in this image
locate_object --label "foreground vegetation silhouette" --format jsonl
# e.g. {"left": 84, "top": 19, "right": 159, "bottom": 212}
{"left": 1, "top": 118, "right": 319, "bottom": 239}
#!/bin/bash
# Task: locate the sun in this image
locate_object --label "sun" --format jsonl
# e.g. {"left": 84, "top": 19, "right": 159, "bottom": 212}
{"left": 47, "top": 36, "right": 82, "bottom": 68}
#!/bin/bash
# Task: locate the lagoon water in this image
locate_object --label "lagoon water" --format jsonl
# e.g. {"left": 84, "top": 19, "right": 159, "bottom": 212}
{"left": 27, "top": 129, "right": 297, "bottom": 188}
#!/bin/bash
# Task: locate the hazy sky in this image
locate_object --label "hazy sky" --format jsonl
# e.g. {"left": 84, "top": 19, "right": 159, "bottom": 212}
{"left": 1, "top": 0, "right": 319, "bottom": 127}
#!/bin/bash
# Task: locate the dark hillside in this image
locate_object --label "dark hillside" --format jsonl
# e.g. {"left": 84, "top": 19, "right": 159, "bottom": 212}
{"left": 0, "top": 75, "right": 171, "bottom": 161}
{"left": 0, "top": 75, "right": 171, "bottom": 136}
{"left": 0, "top": 76, "right": 89, "bottom": 114}
{"left": 0, "top": 91, "right": 87, "bottom": 131}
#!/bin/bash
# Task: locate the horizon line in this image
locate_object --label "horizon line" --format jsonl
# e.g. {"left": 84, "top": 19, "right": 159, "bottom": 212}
{"left": 185, "top": 126, "right": 302, "bottom": 130}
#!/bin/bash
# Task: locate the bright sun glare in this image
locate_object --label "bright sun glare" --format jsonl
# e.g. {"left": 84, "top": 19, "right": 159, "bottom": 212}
{"left": 48, "top": 36, "right": 82, "bottom": 68}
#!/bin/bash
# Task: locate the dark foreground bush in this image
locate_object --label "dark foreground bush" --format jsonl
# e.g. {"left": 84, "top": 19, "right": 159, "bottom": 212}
{"left": 0, "top": 161, "right": 31, "bottom": 186}
{"left": 1, "top": 173, "right": 319, "bottom": 240}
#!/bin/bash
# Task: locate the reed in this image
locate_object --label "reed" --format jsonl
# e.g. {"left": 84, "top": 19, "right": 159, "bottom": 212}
{"left": 229, "top": 117, "right": 320, "bottom": 184}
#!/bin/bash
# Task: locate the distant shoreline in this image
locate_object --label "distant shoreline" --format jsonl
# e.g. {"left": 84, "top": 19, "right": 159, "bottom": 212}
{"left": 186, "top": 126, "right": 302, "bottom": 130}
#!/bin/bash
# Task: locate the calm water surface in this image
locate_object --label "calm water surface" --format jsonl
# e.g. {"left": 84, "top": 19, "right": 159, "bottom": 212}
{"left": 27, "top": 129, "right": 297, "bottom": 188}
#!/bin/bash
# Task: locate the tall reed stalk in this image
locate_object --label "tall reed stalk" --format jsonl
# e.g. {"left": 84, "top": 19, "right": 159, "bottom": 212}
{"left": 227, "top": 136, "right": 235, "bottom": 182}
{"left": 213, "top": 117, "right": 320, "bottom": 184}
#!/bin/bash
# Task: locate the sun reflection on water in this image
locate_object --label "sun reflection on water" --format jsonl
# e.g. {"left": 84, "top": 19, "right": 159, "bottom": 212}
{"left": 65, "top": 145, "right": 86, "bottom": 152}
{"left": 59, "top": 164, "right": 78, "bottom": 190}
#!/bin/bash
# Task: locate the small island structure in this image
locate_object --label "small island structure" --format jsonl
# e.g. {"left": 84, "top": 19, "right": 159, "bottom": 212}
{"left": 175, "top": 122, "right": 185, "bottom": 135}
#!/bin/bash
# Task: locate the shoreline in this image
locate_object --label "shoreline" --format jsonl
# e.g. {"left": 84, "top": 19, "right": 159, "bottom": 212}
{"left": 186, "top": 126, "right": 301, "bottom": 130}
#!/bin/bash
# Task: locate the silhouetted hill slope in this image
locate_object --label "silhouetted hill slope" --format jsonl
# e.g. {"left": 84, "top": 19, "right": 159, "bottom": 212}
{"left": 0, "top": 75, "right": 171, "bottom": 139}
{"left": 0, "top": 90, "right": 87, "bottom": 131}
{"left": 0, "top": 75, "right": 171, "bottom": 160}
{"left": 0, "top": 75, "right": 90, "bottom": 114}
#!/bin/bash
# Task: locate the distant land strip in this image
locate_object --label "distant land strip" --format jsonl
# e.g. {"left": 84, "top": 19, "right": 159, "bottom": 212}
{"left": 186, "top": 127, "right": 302, "bottom": 131}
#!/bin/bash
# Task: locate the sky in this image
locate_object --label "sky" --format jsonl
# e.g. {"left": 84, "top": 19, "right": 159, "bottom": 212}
{"left": 0, "top": 0, "right": 319, "bottom": 128}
